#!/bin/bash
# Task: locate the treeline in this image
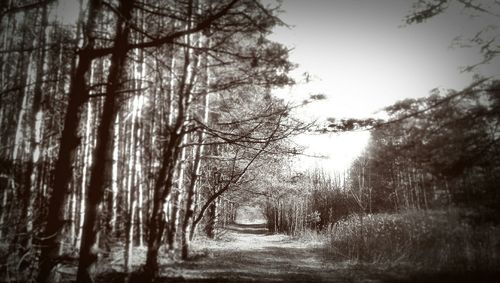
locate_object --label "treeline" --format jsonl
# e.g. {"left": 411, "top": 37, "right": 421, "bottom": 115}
{"left": 0, "top": 0, "right": 305, "bottom": 282}
{"left": 331, "top": 81, "right": 500, "bottom": 270}
{"left": 350, "top": 80, "right": 500, "bottom": 218}
{"left": 266, "top": 79, "right": 500, "bottom": 233}
{"left": 263, "top": 80, "right": 500, "bottom": 271}
{"left": 264, "top": 171, "right": 358, "bottom": 235}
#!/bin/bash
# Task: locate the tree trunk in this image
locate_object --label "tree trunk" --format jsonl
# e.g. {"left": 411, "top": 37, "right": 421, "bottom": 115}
{"left": 144, "top": 0, "right": 196, "bottom": 275}
{"left": 76, "top": 1, "right": 132, "bottom": 282}
{"left": 110, "top": 114, "right": 120, "bottom": 234}
{"left": 37, "top": 1, "right": 101, "bottom": 281}
{"left": 204, "top": 200, "right": 217, "bottom": 239}
{"left": 181, "top": 141, "right": 200, "bottom": 259}
{"left": 144, "top": 133, "right": 183, "bottom": 278}
{"left": 181, "top": 76, "right": 210, "bottom": 258}
{"left": 24, "top": 4, "right": 49, "bottom": 248}
{"left": 124, "top": 91, "right": 140, "bottom": 272}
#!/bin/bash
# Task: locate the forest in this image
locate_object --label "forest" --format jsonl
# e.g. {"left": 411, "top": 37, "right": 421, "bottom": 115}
{"left": 0, "top": 0, "right": 499, "bottom": 282}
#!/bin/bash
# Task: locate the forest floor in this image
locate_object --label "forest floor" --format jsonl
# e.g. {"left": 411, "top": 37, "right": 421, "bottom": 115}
{"left": 142, "top": 222, "right": 498, "bottom": 283}
{"left": 147, "top": 223, "right": 407, "bottom": 283}
{"left": 40, "top": 221, "right": 499, "bottom": 282}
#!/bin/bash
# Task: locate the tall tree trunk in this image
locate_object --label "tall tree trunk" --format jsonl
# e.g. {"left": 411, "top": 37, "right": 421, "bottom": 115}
{"left": 144, "top": 133, "right": 183, "bottom": 277}
{"left": 23, "top": 4, "right": 49, "bottom": 248}
{"left": 76, "top": 99, "right": 94, "bottom": 248}
{"left": 11, "top": 21, "right": 35, "bottom": 250}
{"left": 37, "top": 1, "right": 101, "bottom": 281}
{"left": 76, "top": 1, "right": 132, "bottom": 282}
{"left": 181, "top": 69, "right": 210, "bottom": 258}
{"left": 136, "top": 44, "right": 146, "bottom": 248}
{"left": 180, "top": 140, "right": 202, "bottom": 258}
{"left": 124, "top": 93, "right": 140, "bottom": 272}
{"left": 144, "top": 1, "right": 196, "bottom": 276}
{"left": 110, "top": 114, "right": 120, "bottom": 234}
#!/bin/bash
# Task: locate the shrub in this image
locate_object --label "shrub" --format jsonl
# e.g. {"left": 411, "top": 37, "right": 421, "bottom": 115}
{"left": 326, "top": 209, "right": 500, "bottom": 272}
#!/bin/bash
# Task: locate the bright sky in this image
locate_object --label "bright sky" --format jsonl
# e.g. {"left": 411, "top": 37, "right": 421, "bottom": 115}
{"left": 268, "top": 0, "right": 500, "bottom": 174}
{"left": 54, "top": 0, "right": 499, "bottom": 173}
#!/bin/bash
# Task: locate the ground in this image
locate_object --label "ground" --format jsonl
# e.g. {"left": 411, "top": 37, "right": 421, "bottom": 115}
{"left": 152, "top": 223, "right": 396, "bottom": 283}
{"left": 51, "top": 205, "right": 500, "bottom": 282}
{"left": 66, "top": 221, "right": 499, "bottom": 282}
{"left": 145, "top": 222, "right": 498, "bottom": 283}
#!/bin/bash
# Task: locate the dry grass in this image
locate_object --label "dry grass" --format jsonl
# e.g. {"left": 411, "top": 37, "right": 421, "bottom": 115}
{"left": 326, "top": 209, "right": 500, "bottom": 272}
{"left": 293, "top": 228, "right": 328, "bottom": 246}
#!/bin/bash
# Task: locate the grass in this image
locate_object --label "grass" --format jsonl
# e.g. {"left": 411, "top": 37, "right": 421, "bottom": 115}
{"left": 326, "top": 209, "right": 500, "bottom": 273}
{"left": 293, "top": 228, "right": 328, "bottom": 245}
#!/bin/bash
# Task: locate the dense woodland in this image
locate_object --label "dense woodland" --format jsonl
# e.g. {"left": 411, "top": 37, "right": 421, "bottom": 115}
{"left": 0, "top": 0, "right": 499, "bottom": 282}
{"left": 0, "top": 0, "right": 308, "bottom": 282}
{"left": 265, "top": 79, "right": 500, "bottom": 232}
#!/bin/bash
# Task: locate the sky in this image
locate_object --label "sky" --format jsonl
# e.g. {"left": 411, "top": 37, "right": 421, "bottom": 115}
{"left": 267, "top": 0, "right": 500, "bottom": 173}
{"left": 53, "top": 0, "right": 499, "bottom": 173}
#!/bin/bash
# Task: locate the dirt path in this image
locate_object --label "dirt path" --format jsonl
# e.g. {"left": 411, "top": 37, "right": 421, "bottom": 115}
{"left": 158, "top": 223, "right": 386, "bottom": 283}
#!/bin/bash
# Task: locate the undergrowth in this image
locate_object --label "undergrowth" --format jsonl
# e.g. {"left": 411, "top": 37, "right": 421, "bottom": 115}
{"left": 294, "top": 228, "right": 328, "bottom": 244}
{"left": 326, "top": 209, "right": 500, "bottom": 272}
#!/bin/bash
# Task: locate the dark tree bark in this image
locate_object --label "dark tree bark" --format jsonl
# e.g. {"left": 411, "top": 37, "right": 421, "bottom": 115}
{"left": 76, "top": 0, "right": 133, "bottom": 282}
{"left": 166, "top": 186, "right": 180, "bottom": 251}
{"left": 182, "top": 126, "right": 206, "bottom": 258}
{"left": 144, "top": 132, "right": 183, "bottom": 277}
{"left": 144, "top": 0, "right": 196, "bottom": 275}
{"left": 23, "top": 2, "right": 48, "bottom": 247}
{"left": 204, "top": 201, "right": 217, "bottom": 239}
{"left": 37, "top": 1, "right": 102, "bottom": 282}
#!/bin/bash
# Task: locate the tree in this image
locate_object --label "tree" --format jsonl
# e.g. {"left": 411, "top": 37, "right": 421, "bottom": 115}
{"left": 37, "top": 0, "right": 103, "bottom": 281}
{"left": 76, "top": 1, "right": 133, "bottom": 282}
{"left": 0, "top": 1, "right": 309, "bottom": 282}
{"left": 406, "top": 0, "right": 499, "bottom": 72}
{"left": 350, "top": 80, "right": 500, "bottom": 215}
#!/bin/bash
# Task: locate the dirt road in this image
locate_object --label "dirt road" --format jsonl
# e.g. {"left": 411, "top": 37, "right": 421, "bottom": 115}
{"left": 96, "top": 223, "right": 493, "bottom": 282}
{"left": 158, "top": 223, "right": 385, "bottom": 283}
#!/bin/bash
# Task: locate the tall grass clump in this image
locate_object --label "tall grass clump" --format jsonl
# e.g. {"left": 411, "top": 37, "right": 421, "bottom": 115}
{"left": 326, "top": 209, "right": 500, "bottom": 272}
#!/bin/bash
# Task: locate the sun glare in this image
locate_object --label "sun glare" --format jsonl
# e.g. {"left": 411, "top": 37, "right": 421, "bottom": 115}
{"left": 294, "top": 131, "right": 370, "bottom": 174}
